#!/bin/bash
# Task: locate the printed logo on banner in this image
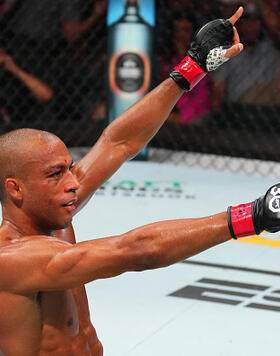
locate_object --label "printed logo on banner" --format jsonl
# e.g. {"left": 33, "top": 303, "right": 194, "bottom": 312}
{"left": 170, "top": 277, "right": 280, "bottom": 313}
{"left": 96, "top": 180, "right": 196, "bottom": 200}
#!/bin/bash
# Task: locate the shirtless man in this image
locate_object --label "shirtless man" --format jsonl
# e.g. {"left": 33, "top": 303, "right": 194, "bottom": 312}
{"left": 1, "top": 8, "right": 277, "bottom": 356}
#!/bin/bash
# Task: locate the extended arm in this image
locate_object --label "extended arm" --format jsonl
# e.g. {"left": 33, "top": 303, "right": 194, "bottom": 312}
{"left": 3, "top": 181, "right": 280, "bottom": 294}
{"left": 72, "top": 8, "right": 244, "bottom": 208}
{"left": 1, "top": 212, "right": 230, "bottom": 294}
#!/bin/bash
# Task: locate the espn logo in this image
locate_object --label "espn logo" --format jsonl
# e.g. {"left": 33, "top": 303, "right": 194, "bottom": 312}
{"left": 169, "top": 278, "right": 280, "bottom": 312}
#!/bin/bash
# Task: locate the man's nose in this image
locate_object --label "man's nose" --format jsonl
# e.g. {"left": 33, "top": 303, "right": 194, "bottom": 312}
{"left": 64, "top": 171, "right": 80, "bottom": 192}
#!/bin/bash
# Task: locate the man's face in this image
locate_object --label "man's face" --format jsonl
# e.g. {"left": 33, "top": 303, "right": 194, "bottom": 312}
{"left": 19, "top": 138, "right": 80, "bottom": 232}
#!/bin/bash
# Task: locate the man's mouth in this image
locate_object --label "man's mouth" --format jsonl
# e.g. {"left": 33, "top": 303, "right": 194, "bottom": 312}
{"left": 62, "top": 199, "right": 78, "bottom": 212}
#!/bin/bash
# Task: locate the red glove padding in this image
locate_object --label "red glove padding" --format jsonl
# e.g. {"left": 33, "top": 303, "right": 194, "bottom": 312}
{"left": 172, "top": 56, "right": 206, "bottom": 91}
{"left": 227, "top": 203, "right": 256, "bottom": 239}
{"left": 228, "top": 183, "right": 280, "bottom": 239}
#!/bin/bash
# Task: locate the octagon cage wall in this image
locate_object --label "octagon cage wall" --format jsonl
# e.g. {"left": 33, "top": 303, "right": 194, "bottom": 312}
{"left": 0, "top": 0, "right": 279, "bottom": 176}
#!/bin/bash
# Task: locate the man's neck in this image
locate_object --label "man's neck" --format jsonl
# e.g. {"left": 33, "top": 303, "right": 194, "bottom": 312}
{"left": 0, "top": 217, "right": 52, "bottom": 239}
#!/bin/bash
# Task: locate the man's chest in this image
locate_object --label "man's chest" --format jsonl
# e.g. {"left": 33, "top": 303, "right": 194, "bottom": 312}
{"left": 40, "top": 289, "right": 80, "bottom": 337}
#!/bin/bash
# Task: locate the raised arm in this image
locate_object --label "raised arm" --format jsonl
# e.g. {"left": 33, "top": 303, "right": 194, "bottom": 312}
{"left": 0, "top": 49, "right": 54, "bottom": 102}
{"left": 62, "top": 1, "right": 107, "bottom": 42}
{"left": 72, "top": 8, "right": 244, "bottom": 207}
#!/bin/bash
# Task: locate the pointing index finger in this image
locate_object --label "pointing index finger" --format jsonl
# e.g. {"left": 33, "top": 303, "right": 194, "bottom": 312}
{"left": 229, "top": 6, "right": 244, "bottom": 25}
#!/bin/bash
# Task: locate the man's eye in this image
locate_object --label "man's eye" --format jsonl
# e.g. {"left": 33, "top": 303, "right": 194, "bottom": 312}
{"left": 49, "top": 171, "right": 62, "bottom": 178}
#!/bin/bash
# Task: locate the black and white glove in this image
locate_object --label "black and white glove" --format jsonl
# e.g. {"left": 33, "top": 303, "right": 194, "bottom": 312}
{"left": 170, "top": 19, "right": 234, "bottom": 91}
{"left": 228, "top": 184, "right": 280, "bottom": 239}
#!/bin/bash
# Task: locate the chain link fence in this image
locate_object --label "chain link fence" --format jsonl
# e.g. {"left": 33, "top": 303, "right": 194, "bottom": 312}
{"left": 0, "top": 0, "right": 279, "bottom": 175}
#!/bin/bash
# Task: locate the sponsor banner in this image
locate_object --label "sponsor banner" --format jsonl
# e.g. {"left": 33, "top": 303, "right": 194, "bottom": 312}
{"left": 96, "top": 179, "right": 196, "bottom": 200}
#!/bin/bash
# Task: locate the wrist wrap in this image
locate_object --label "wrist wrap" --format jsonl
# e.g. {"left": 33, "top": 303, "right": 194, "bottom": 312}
{"left": 170, "top": 56, "right": 206, "bottom": 91}
{"left": 227, "top": 203, "right": 256, "bottom": 239}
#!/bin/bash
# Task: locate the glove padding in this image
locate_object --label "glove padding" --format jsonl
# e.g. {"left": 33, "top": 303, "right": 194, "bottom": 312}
{"left": 253, "top": 185, "right": 280, "bottom": 234}
{"left": 188, "top": 19, "right": 233, "bottom": 72}
{"left": 228, "top": 184, "right": 280, "bottom": 239}
{"left": 170, "top": 19, "right": 234, "bottom": 91}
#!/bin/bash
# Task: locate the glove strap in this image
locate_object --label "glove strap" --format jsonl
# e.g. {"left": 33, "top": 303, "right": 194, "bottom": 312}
{"left": 227, "top": 203, "right": 256, "bottom": 239}
{"left": 170, "top": 56, "right": 206, "bottom": 91}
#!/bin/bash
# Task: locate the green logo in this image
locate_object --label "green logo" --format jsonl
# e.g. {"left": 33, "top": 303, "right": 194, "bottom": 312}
{"left": 96, "top": 180, "right": 195, "bottom": 200}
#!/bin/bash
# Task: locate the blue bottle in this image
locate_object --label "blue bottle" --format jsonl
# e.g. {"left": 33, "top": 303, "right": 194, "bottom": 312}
{"left": 108, "top": 0, "right": 154, "bottom": 159}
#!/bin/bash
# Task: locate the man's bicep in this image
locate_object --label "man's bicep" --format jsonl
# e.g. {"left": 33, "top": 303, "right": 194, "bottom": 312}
{"left": 31, "top": 236, "right": 132, "bottom": 291}
{"left": 0, "top": 235, "right": 131, "bottom": 293}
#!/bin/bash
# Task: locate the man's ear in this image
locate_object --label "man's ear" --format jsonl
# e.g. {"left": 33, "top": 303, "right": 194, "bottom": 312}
{"left": 5, "top": 178, "right": 23, "bottom": 203}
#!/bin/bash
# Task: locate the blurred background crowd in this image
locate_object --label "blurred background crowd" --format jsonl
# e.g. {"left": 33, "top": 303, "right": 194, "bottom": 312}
{"left": 0, "top": 0, "right": 279, "bottom": 167}
{"left": 159, "top": 0, "right": 280, "bottom": 124}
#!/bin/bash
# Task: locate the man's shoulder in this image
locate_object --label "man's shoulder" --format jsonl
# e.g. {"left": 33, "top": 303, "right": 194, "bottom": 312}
{"left": 0, "top": 234, "right": 71, "bottom": 254}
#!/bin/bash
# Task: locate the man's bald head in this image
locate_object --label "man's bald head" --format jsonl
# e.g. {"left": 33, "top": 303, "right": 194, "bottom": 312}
{"left": 0, "top": 128, "right": 61, "bottom": 202}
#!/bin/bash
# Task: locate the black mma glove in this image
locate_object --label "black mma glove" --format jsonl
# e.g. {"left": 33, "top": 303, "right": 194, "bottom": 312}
{"left": 170, "top": 19, "right": 234, "bottom": 91}
{"left": 227, "top": 183, "right": 280, "bottom": 239}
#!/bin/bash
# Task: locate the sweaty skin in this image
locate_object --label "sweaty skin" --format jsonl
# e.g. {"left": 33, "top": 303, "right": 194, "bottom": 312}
{"left": 0, "top": 138, "right": 103, "bottom": 356}
{"left": 40, "top": 226, "right": 103, "bottom": 356}
{"left": 0, "top": 136, "right": 230, "bottom": 356}
{"left": 0, "top": 227, "right": 102, "bottom": 356}
{"left": 0, "top": 9, "right": 244, "bottom": 356}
